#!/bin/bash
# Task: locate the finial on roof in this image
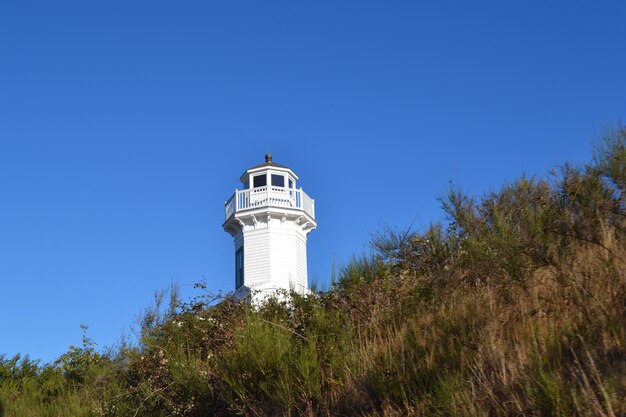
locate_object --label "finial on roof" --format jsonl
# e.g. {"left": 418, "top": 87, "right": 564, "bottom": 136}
{"left": 265, "top": 153, "right": 272, "bottom": 163}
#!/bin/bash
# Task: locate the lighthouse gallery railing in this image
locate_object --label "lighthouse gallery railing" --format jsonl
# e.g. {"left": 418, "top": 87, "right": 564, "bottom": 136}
{"left": 225, "top": 187, "right": 315, "bottom": 220}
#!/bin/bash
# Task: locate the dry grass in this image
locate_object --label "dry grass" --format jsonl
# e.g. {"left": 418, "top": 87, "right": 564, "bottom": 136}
{"left": 2, "top": 127, "right": 626, "bottom": 416}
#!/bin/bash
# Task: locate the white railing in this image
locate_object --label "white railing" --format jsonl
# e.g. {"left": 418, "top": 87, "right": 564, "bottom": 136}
{"left": 225, "top": 193, "right": 236, "bottom": 219}
{"left": 225, "top": 187, "right": 315, "bottom": 220}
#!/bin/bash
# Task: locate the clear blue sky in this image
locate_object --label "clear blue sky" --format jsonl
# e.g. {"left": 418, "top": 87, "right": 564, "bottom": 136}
{"left": 1, "top": 1, "right": 625, "bottom": 363}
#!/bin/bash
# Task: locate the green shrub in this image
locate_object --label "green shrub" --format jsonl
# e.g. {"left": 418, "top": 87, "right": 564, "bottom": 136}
{"left": 3, "top": 126, "right": 626, "bottom": 416}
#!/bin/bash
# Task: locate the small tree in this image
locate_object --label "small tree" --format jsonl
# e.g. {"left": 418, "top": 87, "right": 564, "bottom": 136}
{"left": 55, "top": 325, "right": 102, "bottom": 385}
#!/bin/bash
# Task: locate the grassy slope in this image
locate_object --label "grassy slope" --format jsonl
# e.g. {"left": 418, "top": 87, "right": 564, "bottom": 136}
{"left": 2, "top": 127, "right": 625, "bottom": 416}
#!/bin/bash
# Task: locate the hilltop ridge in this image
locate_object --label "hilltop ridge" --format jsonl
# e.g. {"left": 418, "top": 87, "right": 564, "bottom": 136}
{"left": 1, "top": 127, "right": 625, "bottom": 416}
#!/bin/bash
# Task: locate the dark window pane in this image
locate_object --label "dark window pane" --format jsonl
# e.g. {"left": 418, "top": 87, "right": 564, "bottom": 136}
{"left": 236, "top": 248, "right": 244, "bottom": 288}
{"left": 288, "top": 179, "right": 294, "bottom": 188}
{"left": 271, "top": 174, "right": 285, "bottom": 187}
{"left": 253, "top": 175, "right": 267, "bottom": 188}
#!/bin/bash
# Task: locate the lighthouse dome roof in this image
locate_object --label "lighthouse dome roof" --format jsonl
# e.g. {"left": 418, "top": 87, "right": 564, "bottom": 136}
{"left": 239, "top": 153, "right": 298, "bottom": 182}
{"left": 247, "top": 153, "right": 289, "bottom": 170}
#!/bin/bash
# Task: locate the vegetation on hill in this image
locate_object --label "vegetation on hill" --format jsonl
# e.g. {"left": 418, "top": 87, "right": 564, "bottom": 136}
{"left": 2, "top": 126, "right": 626, "bottom": 416}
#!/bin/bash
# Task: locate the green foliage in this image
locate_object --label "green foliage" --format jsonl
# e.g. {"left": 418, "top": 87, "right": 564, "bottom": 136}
{"left": 55, "top": 325, "right": 102, "bottom": 385}
{"left": 2, "top": 126, "right": 626, "bottom": 416}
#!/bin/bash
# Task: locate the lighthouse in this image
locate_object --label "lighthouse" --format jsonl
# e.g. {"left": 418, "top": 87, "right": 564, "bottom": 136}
{"left": 222, "top": 154, "right": 317, "bottom": 301}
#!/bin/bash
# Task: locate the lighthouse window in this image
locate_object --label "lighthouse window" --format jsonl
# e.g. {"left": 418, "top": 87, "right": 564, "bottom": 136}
{"left": 288, "top": 179, "right": 294, "bottom": 189}
{"left": 235, "top": 247, "right": 244, "bottom": 288}
{"left": 252, "top": 174, "right": 267, "bottom": 188}
{"left": 271, "top": 174, "right": 285, "bottom": 187}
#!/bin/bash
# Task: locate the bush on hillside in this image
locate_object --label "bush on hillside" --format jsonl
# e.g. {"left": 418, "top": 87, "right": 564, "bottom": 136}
{"left": 1, "top": 126, "right": 625, "bottom": 416}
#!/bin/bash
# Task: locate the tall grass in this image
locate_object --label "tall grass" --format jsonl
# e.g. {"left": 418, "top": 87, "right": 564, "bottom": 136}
{"left": 2, "top": 126, "right": 625, "bottom": 416}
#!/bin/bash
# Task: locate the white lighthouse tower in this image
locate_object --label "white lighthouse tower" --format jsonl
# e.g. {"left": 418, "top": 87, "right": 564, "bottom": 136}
{"left": 222, "top": 154, "right": 317, "bottom": 300}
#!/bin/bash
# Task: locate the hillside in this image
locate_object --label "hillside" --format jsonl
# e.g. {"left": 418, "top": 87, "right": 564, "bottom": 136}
{"left": 2, "top": 127, "right": 625, "bottom": 416}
